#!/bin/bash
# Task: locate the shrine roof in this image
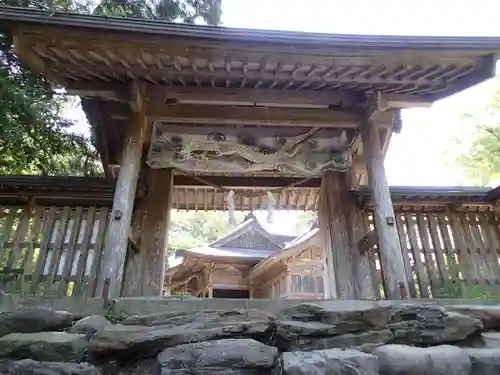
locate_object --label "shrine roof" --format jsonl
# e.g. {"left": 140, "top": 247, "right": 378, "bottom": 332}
{"left": 2, "top": 6, "right": 499, "bottom": 179}
{"left": 2, "top": 5, "right": 499, "bottom": 101}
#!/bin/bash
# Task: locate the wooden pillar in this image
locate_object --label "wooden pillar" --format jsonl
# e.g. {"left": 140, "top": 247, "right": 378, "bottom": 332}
{"left": 318, "top": 171, "right": 357, "bottom": 298}
{"left": 139, "top": 168, "right": 173, "bottom": 295}
{"left": 359, "top": 119, "right": 409, "bottom": 299}
{"left": 95, "top": 110, "right": 147, "bottom": 298}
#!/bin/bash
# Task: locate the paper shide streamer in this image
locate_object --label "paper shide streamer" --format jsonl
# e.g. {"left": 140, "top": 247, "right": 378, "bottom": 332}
{"left": 226, "top": 190, "right": 236, "bottom": 226}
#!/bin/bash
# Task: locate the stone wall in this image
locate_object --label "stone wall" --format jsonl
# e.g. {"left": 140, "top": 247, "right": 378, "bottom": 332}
{"left": 1, "top": 299, "right": 500, "bottom": 374}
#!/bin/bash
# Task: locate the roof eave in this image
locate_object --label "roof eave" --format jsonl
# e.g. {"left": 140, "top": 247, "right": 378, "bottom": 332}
{"left": 3, "top": 6, "right": 500, "bottom": 51}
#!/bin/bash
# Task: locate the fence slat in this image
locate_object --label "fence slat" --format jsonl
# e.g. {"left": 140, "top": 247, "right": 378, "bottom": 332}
{"left": 416, "top": 214, "right": 440, "bottom": 297}
{"left": 72, "top": 207, "right": 96, "bottom": 296}
{"left": 361, "top": 213, "right": 382, "bottom": 299}
{"left": 45, "top": 207, "right": 71, "bottom": 295}
{"left": 20, "top": 206, "right": 43, "bottom": 295}
{"left": 427, "top": 214, "right": 448, "bottom": 284}
{"left": 58, "top": 207, "right": 84, "bottom": 296}
{"left": 395, "top": 213, "right": 417, "bottom": 298}
{"left": 405, "top": 213, "right": 429, "bottom": 298}
{"left": 0, "top": 209, "right": 17, "bottom": 265}
{"left": 87, "top": 207, "right": 109, "bottom": 297}
{"left": 31, "top": 207, "right": 57, "bottom": 295}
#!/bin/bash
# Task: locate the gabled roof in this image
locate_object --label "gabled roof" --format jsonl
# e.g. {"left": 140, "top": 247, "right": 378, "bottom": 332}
{"left": 247, "top": 227, "right": 322, "bottom": 279}
{"left": 209, "top": 213, "right": 294, "bottom": 249}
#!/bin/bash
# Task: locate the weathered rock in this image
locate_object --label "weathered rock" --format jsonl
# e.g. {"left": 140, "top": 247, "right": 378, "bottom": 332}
{"left": 0, "top": 308, "right": 72, "bottom": 337}
{"left": 285, "top": 329, "right": 393, "bottom": 352}
{"left": 464, "top": 348, "right": 500, "bottom": 375}
{"left": 281, "top": 348, "right": 379, "bottom": 375}
{"left": 89, "top": 320, "right": 272, "bottom": 359}
{"left": 277, "top": 302, "right": 391, "bottom": 335}
{"left": 70, "top": 315, "right": 111, "bottom": 339}
{"left": 122, "top": 309, "right": 274, "bottom": 327}
{"left": 157, "top": 338, "right": 278, "bottom": 375}
{"left": 9, "top": 359, "right": 100, "bottom": 375}
{"left": 373, "top": 344, "right": 471, "bottom": 375}
{"left": 388, "top": 304, "right": 482, "bottom": 344}
{"left": 480, "top": 332, "right": 500, "bottom": 348}
{"left": 0, "top": 332, "right": 87, "bottom": 361}
{"left": 447, "top": 305, "right": 500, "bottom": 330}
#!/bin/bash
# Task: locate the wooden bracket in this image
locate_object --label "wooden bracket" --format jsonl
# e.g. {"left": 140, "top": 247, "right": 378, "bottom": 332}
{"left": 128, "top": 230, "right": 140, "bottom": 253}
{"left": 358, "top": 229, "right": 378, "bottom": 254}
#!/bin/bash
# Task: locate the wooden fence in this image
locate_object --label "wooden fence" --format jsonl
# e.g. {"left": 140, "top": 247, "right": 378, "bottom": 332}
{"left": 363, "top": 211, "right": 500, "bottom": 299}
{"left": 0, "top": 205, "right": 109, "bottom": 296}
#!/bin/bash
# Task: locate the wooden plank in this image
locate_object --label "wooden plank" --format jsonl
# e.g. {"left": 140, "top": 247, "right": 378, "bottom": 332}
{"left": 0, "top": 208, "right": 17, "bottom": 265}
{"left": 395, "top": 213, "right": 417, "bottom": 298}
{"left": 95, "top": 103, "right": 148, "bottom": 298}
{"left": 448, "top": 212, "right": 473, "bottom": 285}
{"left": 469, "top": 213, "right": 493, "bottom": 284}
{"left": 87, "top": 208, "right": 109, "bottom": 297}
{"left": 123, "top": 168, "right": 174, "bottom": 296}
{"left": 416, "top": 214, "right": 440, "bottom": 297}
{"left": 9, "top": 206, "right": 30, "bottom": 270}
{"left": 20, "top": 206, "right": 43, "bottom": 296}
{"left": 479, "top": 212, "right": 500, "bottom": 284}
{"left": 460, "top": 213, "right": 483, "bottom": 284}
{"left": 361, "top": 214, "right": 382, "bottom": 299}
{"left": 427, "top": 214, "right": 448, "bottom": 284}
{"left": 437, "top": 214, "right": 461, "bottom": 284}
{"left": 404, "top": 213, "right": 429, "bottom": 298}
{"left": 318, "top": 171, "right": 358, "bottom": 299}
{"left": 45, "top": 207, "right": 71, "bottom": 295}
{"left": 145, "top": 103, "right": 362, "bottom": 128}
{"left": 58, "top": 207, "right": 84, "bottom": 296}
{"left": 358, "top": 229, "right": 378, "bottom": 254}
{"left": 360, "top": 118, "right": 409, "bottom": 299}
{"left": 72, "top": 207, "right": 96, "bottom": 296}
{"left": 31, "top": 207, "right": 56, "bottom": 295}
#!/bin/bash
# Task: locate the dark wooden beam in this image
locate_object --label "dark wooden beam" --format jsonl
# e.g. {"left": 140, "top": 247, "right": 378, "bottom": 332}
{"left": 145, "top": 103, "right": 364, "bottom": 127}
{"left": 172, "top": 175, "right": 322, "bottom": 188}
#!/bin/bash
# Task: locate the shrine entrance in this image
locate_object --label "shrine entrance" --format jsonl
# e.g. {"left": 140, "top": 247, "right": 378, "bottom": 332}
{"left": 2, "top": 6, "right": 499, "bottom": 300}
{"left": 213, "top": 289, "right": 251, "bottom": 299}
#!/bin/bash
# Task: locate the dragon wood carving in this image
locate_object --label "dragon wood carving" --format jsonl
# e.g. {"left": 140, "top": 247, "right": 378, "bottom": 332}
{"left": 147, "top": 123, "right": 352, "bottom": 176}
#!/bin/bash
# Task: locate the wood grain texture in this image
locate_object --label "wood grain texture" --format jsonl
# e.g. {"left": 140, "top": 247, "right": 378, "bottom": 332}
{"left": 360, "top": 119, "right": 409, "bottom": 299}
{"left": 138, "top": 168, "right": 173, "bottom": 296}
{"left": 95, "top": 109, "right": 147, "bottom": 298}
{"left": 318, "top": 171, "right": 357, "bottom": 299}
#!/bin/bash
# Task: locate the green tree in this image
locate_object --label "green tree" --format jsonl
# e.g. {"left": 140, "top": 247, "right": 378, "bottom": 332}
{"left": 0, "top": 0, "right": 221, "bottom": 176}
{"left": 446, "top": 80, "right": 500, "bottom": 185}
{"left": 168, "top": 210, "right": 244, "bottom": 249}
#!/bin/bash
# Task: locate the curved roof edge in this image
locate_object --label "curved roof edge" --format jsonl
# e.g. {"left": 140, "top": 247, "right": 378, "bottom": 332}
{"left": 2, "top": 6, "right": 500, "bottom": 50}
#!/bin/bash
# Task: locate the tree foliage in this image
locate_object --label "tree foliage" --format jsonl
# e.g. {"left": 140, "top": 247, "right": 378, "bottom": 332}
{"left": 0, "top": 0, "right": 221, "bottom": 176}
{"left": 168, "top": 211, "right": 244, "bottom": 250}
{"left": 447, "top": 80, "right": 500, "bottom": 185}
